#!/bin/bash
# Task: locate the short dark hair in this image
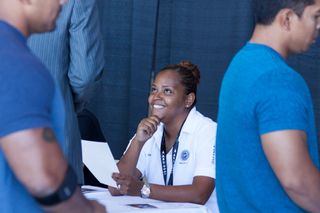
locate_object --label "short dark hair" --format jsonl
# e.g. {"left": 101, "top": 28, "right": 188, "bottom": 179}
{"left": 159, "top": 61, "right": 200, "bottom": 107}
{"left": 254, "top": 0, "right": 315, "bottom": 25}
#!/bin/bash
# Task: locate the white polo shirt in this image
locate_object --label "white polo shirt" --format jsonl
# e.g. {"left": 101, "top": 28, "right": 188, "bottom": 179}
{"left": 128, "top": 107, "right": 219, "bottom": 213}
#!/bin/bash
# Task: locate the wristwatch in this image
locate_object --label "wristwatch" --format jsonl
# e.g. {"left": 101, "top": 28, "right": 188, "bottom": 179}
{"left": 140, "top": 180, "right": 151, "bottom": 198}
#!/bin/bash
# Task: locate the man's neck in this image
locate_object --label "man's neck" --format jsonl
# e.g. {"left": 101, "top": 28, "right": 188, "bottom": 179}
{"left": 250, "top": 24, "right": 289, "bottom": 59}
{"left": 0, "top": 3, "right": 29, "bottom": 37}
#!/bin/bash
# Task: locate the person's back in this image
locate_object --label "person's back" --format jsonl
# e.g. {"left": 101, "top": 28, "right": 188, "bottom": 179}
{"left": 217, "top": 42, "right": 319, "bottom": 212}
{"left": 216, "top": 0, "right": 320, "bottom": 212}
{"left": 0, "top": 21, "right": 63, "bottom": 212}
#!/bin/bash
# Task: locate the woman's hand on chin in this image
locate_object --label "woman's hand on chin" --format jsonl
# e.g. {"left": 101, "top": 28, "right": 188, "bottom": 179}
{"left": 135, "top": 115, "right": 160, "bottom": 143}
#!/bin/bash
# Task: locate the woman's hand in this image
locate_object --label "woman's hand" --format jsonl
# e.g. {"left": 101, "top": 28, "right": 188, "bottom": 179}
{"left": 112, "top": 172, "right": 144, "bottom": 196}
{"left": 108, "top": 185, "right": 122, "bottom": 196}
{"left": 134, "top": 115, "right": 160, "bottom": 144}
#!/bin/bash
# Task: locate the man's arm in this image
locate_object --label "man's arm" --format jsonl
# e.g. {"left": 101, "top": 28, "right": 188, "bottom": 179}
{"left": 68, "top": 0, "right": 105, "bottom": 112}
{"left": 262, "top": 130, "right": 320, "bottom": 213}
{"left": 0, "top": 128, "right": 105, "bottom": 213}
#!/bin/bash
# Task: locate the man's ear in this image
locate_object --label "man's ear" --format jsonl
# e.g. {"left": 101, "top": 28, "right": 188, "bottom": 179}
{"left": 185, "top": 93, "right": 195, "bottom": 108}
{"left": 277, "top": 8, "right": 296, "bottom": 31}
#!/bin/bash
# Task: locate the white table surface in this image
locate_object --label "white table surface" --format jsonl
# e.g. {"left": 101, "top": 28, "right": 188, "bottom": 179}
{"left": 82, "top": 185, "right": 209, "bottom": 213}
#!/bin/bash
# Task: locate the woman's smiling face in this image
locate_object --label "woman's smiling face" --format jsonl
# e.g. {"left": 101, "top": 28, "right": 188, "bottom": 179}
{"left": 148, "top": 70, "right": 189, "bottom": 124}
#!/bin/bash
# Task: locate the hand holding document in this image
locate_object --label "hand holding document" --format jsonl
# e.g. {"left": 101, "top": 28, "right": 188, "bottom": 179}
{"left": 81, "top": 140, "right": 119, "bottom": 188}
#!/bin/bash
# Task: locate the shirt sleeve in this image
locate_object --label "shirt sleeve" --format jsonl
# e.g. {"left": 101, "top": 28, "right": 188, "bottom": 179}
{"left": 68, "top": 0, "right": 105, "bottom": 112}
{"left": 124, "top": 135, "right": 147, "bottom": 177}
{"left": 0, "top": 59, "right": 53, "bottom": 138}
{"left": 194, "top": 120, "right": 217, "bottom": 179}
{"left": 254, "top": 70, "right": 309, "bottom": 135}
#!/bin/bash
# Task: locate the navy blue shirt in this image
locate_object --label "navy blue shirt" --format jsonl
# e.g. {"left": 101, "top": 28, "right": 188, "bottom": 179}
{"left": 0, "top": 21, "right": 65, "bottom": 212}
{"left": 216, "top": 43, "right": 319, "bottom": 212}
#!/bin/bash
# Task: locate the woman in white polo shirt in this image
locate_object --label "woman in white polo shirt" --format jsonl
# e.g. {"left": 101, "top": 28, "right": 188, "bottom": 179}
{"left": 110, "top": 61, "right": 218, "bottom": 212}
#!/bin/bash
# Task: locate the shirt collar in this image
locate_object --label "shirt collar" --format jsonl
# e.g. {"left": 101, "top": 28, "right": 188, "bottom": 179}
{"left": 154, "top": 107, "right": 197, "bottom": 148}
{"left": 180, "top": 107, "right": 197, "bottom": 135}
{"left": 0, "top": 20, "right": 27, "bottom": 45}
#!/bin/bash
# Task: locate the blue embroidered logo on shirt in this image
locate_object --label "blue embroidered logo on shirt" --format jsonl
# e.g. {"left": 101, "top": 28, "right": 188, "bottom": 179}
{"left": 181, "top": 150, "right": 190, "bottom": 161}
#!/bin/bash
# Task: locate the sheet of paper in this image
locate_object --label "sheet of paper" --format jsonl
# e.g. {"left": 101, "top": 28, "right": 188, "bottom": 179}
{"left": 81, "top": 140, "right": 119, "bottom": 188}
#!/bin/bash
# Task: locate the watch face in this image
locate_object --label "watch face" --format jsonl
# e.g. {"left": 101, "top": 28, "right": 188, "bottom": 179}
{"left": 141, "top": 184, "right": 151, "bottom": 198}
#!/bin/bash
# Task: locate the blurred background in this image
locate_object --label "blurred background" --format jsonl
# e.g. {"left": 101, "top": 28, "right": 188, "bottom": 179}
{"left": 87, "top": 0, "right": 320, "bottom": 159}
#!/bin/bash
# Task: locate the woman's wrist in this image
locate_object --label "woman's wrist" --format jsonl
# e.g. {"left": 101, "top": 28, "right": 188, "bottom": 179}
{"left": 133, "top": 135, "right": 147, "bottom": 145}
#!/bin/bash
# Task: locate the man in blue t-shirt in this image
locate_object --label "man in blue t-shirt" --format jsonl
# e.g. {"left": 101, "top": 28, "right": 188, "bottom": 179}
{"left": 216, "top": 0, "right": 320, "bottom": 212}
{"left": 0, "top": 0, "right": 105, "bottom": 212}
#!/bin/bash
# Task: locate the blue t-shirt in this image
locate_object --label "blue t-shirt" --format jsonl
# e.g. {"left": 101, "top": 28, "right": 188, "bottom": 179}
{"left": 0, "top": 21, "right": 65, "bottom": 212}
{"left": 216, "top": 43, "right": 319, "bottom": 212}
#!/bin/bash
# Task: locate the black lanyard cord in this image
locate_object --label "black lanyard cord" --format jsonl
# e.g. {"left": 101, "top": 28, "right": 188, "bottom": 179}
{"left": 160, "top": 118, "right": 187, "bottom": 186}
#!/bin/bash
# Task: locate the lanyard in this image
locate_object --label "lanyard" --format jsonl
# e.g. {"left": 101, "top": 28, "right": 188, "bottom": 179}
{"left": 160, "top": 119, "right": 186, "bottom": 186}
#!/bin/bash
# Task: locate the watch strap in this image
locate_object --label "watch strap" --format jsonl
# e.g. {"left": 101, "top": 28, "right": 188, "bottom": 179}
{"left": 33, "top": 165, "right": 77, "bottom": 206}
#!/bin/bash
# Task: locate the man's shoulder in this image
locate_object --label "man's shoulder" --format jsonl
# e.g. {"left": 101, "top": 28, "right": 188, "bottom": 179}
{"left": 0, "top": 48, "right": 55, "bottom": 112}
{"left": 1, "top": 48, "right": 52, "bottom": 80}
{"left": 254, "top": 65, "right": 307, "bottom": 96}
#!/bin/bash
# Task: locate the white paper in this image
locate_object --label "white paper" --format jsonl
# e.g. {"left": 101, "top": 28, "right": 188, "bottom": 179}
{"left": 81, "top": 140, "right": 119, "bottom": 187}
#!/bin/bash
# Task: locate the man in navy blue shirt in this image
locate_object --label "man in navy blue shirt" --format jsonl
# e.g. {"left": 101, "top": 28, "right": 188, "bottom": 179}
{"left": 216, "top": 0, "right": 320, "bottom": 212}
{"left": 0, "top": 0, "right": 105, "bottom": 212}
